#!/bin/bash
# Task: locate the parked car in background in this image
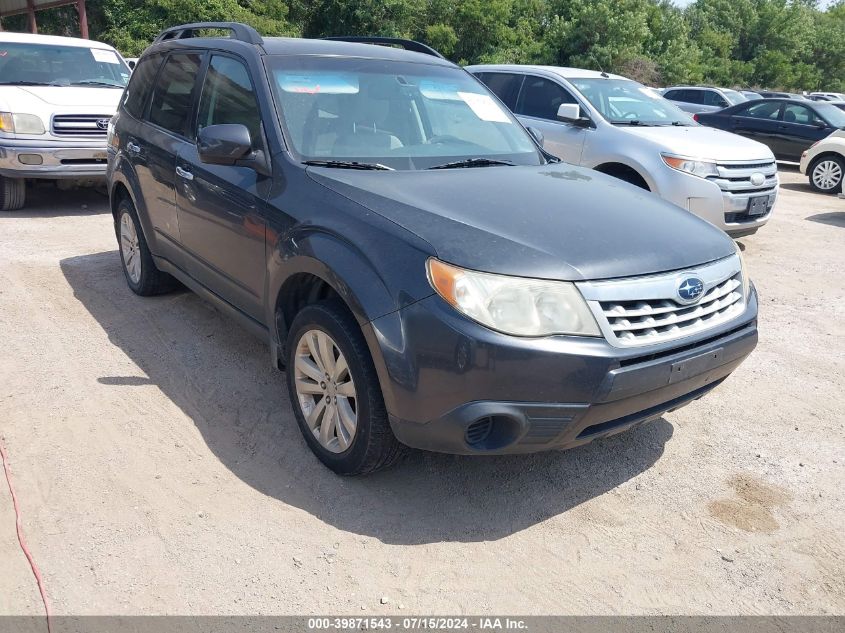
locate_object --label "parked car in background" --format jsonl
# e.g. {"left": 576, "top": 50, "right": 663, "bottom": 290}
{"left": 469, "top": 65, "right": 778, "bottom": 237}
{"left": 799, "top": 129, "right": 845, "bottom": 193}
{"left": 830, "top": 101, "right": 845, "bottom": 112}
{"left": 0, "top": 32, "right": 130, "bottom": 210}
{"left": 695, "top": 98, "right": 845, "bottom": 162}
{"left": 662, "top": 86, "right": 747, "bottom": 114}
{"left": 741, "top": 90, "right": 763, "bottom": 101}
{"left": 809, "top": 92, "right": 845, "bottom": 102}
{"left": 758, "top": 90, "right": 808, "bottom": 100}
{"left": 109, "top": 24, "right": 760, "bottom": 474}
{"left": 125, "top": 57, "right": 139, "bottom": 70}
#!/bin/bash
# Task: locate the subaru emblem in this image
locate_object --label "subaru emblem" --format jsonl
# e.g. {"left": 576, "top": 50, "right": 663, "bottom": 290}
{"left": 677, "top": 277, "right": 704, "bottom": 304}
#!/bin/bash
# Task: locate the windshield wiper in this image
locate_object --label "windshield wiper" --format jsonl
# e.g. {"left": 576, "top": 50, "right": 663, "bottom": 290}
{"left": 613, "top": 120, "right": 651, "bottom": 126}
{"left": 302, "top": 160, "right": 393, "bottom": 171}
{"left": 0, "top": 81, "right": 56, "bottom": 86}
{"left": 71, "top": 80, "right": 124, "bottom": 88}
{"left": 428, "top": 157, "right": 516, "bottom": 170}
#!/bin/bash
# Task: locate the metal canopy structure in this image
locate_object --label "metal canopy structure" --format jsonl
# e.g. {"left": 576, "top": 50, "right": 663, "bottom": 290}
{"left": 0, "top": 0, "right": 89, "bottom": 39}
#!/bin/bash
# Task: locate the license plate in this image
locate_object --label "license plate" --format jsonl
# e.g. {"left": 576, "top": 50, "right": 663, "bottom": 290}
{"left": 747, "top": 195, "right": 769, "bottom": 216}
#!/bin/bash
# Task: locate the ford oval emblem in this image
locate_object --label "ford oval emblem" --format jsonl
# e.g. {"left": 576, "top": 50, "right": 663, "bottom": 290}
{"left": 677, "top": 277, "right": 705, "bottom": 304}
{"left": 750, "top": 172, "right": 765, "bottom": 187}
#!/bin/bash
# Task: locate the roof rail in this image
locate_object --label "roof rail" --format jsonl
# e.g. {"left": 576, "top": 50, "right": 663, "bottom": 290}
{"left": 154, "top": 22, "right": 263, "bottom": 45}
{"left": 322, "top": 36, "right": 444, "bottom": 59}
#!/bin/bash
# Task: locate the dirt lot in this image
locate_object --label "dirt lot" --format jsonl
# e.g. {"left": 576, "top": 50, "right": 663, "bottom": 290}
{"left": 1, "top": 169, "right": 843, "bottom": 616}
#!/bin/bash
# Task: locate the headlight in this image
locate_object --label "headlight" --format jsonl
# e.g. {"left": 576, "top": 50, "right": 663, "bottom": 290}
{"left": 0, "top": 112, "right": 46, "bottom": 135}
{"left": 661, "top": 153, "right": 719, "bottom": 178}
{"left": 427, "top": 258, "right": 601, "bottom": 337}
{"left": 734, "top": 242, "right": 751, "bottom": 300}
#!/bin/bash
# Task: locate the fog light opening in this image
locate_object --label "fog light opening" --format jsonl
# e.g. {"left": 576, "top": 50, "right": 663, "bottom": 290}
{"left": 18, "top": 154, "right": 43, "bottom": 165}
{"left": 464, "top": 415, "right": 521, "bottom": 450}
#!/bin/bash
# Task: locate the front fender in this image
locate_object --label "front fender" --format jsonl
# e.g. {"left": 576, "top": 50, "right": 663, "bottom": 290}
{"left": 265, "top": 225, "right": 433, "bottom": 348}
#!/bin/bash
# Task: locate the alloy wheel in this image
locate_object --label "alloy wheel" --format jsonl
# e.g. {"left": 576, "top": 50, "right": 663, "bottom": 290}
{"left": 120, "top": 213, "right": 142, "bottom": 283}
{"left": 812, "top": 160, "right": 843, "bottom": 191}
{"left": 294, "top": 329, "right": 358, "bottom": 453}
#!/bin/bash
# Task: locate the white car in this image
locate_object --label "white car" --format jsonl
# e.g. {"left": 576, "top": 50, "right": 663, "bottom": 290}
{"left": 0, "top": 32, "right": 130, "bottom": 210}
{"left": 468, "top": 65, "right": 778, "bottom": 237}
{"left": 799, "top": 129, "right": 845, "bottom": 194}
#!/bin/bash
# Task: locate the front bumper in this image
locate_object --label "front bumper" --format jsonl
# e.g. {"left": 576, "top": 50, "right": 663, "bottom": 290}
{"left": 659, "top": 167, "right": 777, "bottom": 238}
{"left": 0, "top": 139, "right": 109, "bottom": 179}
{"left": 369, "top": 289, "right": 758, "bottom": 455}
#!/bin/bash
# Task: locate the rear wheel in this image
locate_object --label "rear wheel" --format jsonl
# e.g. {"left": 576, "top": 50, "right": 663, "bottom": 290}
{"left": 116, "top": 198, "right": 176, "bottom": 295}
{"left": 0, "top": 177, "right": 25, "bottom": 211}
{"left": 809, "top": 156, "right": 844, "bottom": 194}
{"left": 286, "top": 300, "right": 405, "bottom": 475}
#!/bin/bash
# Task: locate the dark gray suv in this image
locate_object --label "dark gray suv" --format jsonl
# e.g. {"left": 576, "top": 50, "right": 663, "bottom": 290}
{"left": 107, "top": 23, "right": 758, "bottom": 474}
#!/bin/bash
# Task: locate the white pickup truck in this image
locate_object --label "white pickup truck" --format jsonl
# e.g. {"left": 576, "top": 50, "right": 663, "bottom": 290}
{"left": 0, "top": 32, "right": 130, "bottom": 210}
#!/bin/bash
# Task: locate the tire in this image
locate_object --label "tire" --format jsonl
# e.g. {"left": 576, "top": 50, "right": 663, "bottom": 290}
{"left": 809, "top": 155, "right": 844, "bottom": 194}
{"left": 0, "top": 177, "right": 26, "bottom": 211}
{"left": 285, "top": 300, "right": 405, "bottom": 475}
{"left": 115, "top": 198, "right": 176, "bottom": 296}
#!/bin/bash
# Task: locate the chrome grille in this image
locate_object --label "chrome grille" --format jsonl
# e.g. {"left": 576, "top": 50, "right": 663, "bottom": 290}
{"left": 51, "top": 114, "right": 111, "bottom": 136}
{"left": 578, "top": 255, "right": 746, "bottom": 348}
{"left": 708, "top": 160, "right": 778, "bottom": 194}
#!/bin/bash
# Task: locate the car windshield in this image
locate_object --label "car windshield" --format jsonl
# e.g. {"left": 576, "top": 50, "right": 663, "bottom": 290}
{"left": 0, "top": 42, "right": 129, "bottom": 88}
{"left": 722, "top": 89, "right": 746, "bottom": 105}
{"left": 566, "top": 77, "right": 694, "bottom": 126}
{"left": 815, "top": 103, "right": 845, "bottom": 128}
{"left": 267, "top": 56, "right": 542, "bottom": 170}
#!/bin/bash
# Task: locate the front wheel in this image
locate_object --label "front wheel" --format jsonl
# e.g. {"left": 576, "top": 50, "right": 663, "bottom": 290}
{"left": 286, "top": 300, "right": 405, "bottom": 475}
{"left": 809, "top": 156, "right": 844, "bottom": 194}
{"left": 0, "top": 176, "right": 25, "bottom": 211}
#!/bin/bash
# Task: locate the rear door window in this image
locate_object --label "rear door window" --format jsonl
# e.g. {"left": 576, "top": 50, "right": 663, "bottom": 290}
{"left": 475, "top": 72, "right": 523, "bottom": 110}
{"left": 738, "top": 101, "right": 782, "bottom": 120}
{"left": 515, "top": 75, "right": 577, "bottom": 121}
{"left": 122, "top": 54, "right": 162, "bottom": 119}
{"left": 148, "top": 53, "right": 203, "bottom": 137}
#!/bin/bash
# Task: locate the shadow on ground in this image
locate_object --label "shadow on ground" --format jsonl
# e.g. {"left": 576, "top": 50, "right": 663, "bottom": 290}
{"left": 60, "top": 250, "right": 672, "bottom": 545}
{"left": 0, "top": 184, "right": 109, "bottom": 219}
{"left": 805, "top": 211, "right": 845, "bottom": 228}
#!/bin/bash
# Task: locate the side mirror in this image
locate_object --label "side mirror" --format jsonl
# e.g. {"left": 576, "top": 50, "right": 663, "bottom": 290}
{"left": 198, "top": 124, "right": 253, "bottom": 166}
{"left": 197, "top": 123, "right": 271, "bottom": 176}
{"left": 557, "top": 103, "right": 592, "bottom": 127}
{"left": 526, "top": 126, "right": 544, "bottom": 147}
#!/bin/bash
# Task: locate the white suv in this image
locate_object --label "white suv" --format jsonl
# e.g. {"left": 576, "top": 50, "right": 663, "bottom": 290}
{"left": 468, "top": 65, "right": 778, "bottom": 237}
{"left": 0, "top": 32, "right": 130, "bottom": 210}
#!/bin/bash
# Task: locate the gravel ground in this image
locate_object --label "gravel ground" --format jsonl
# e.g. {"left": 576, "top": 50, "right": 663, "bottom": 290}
{"left": 0, "top": 169, "right": 843, "bottom": 616}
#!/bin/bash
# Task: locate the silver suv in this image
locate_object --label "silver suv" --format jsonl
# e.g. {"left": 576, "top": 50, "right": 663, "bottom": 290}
{"left": 663, "top": 86, "right": 748, "bottom": 114}
{"left": 468, "top": 65, "right": 778, "bottom": 237}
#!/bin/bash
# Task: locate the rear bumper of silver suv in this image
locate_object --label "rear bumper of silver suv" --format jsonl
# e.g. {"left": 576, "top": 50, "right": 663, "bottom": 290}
{"left": 0, "top": 139, "right": 109, "bottom": 179}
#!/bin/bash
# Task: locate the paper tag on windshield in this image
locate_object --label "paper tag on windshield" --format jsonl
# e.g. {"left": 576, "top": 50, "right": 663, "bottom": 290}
{"left": 91, "top": 49, "right": 120, "bottom": 64}
{"left": 457, "top": 92, "right": 511, "bottom": 123}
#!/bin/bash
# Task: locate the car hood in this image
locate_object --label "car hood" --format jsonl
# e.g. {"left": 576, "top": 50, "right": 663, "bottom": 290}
{"left": 307, "top": 163, "right": 735, "bottom": 281}
{"left": 621, "top": 124, "right": 774, "bottom": 161}
{"left": 0, "top": 86, "right": 123, "bottom": 108}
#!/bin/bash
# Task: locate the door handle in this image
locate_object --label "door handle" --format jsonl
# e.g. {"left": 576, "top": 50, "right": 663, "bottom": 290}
{"left": 176, "top": 166, "right": 194, "bottom": 181}
{"left": 126, "top": 142, "right": 141, "bottom": 155}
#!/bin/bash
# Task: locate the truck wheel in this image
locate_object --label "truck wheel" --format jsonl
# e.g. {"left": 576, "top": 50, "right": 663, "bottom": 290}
{"left": 116, "top": 198, "right": 176, "bottom": 296}
{"left": 286, "top": 300, "right": 405, "bottom": 475}
{"left": 0, "top": 177, "right": 25, "bottom": 211}
{"left": 809, "top": 156, "right": 844, "bottom": 194}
